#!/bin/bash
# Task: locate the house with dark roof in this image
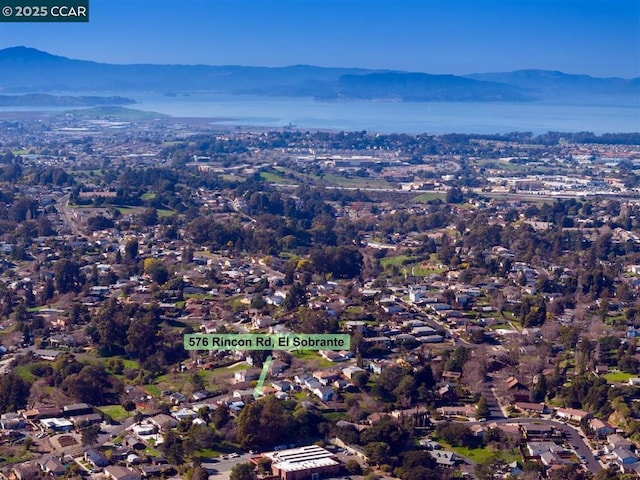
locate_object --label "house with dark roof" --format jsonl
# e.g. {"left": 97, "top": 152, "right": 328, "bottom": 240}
{"left": 589, "top": 418, "right": 615, "bottom": 439}
{"left": 515, "top": 402, "right": 547, "bottom": 415}
{"left": 140, "top": 465, "right": 175, "bottom": 477}
{"left": 123, "top": 435, "right": 145, "bottom": 450}
{"left": 613, "top": 448, "right": 638, "bottom": 466}
{"left": 39, "top": 458, "right": 67, "bottom": 476}
{"left": 555, "top": 407, "right": 591, "bottom": 423}
{"left": 430, "top": 450, "right": 457, "bottom": 467}
{"left": 63, "top": 403, "right": 93, "bottom": 416}
{"left": 85, "top": 448, "right": 110, "bottom": 468}
{"left": 148, "top": 414, "right": 178, "bottom": 432}
{"left": 104, "top": 465, "right": 142, "bottom": 480}
{"left": 12, "top": 462, "right": 41, "bottom": 480}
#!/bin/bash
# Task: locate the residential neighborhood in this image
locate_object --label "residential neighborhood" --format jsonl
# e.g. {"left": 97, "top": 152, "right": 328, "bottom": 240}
{"left": 0, "top": 114, "right": 638, "bottom": 480}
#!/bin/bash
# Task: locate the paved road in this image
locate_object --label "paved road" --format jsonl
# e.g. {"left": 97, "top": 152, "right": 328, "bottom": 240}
{"left": 479, "top": 382, "right": 506, "bottom": 419}
{"left": 200, "top": 453, "right": 254, "bottom": 478}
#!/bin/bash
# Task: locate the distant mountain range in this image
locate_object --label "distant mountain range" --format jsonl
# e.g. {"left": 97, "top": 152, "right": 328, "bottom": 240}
{"left": 0, "top": 46, "right": 637, "bottom": 103}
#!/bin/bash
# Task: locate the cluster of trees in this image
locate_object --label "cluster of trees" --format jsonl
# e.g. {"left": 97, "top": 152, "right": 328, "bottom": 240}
{"left": 561, "top": 374, "right": 626, "bottom": 418}
{"left": 85, "top": 298, "right": 187, "bottom": 373}
{"left": 335, "top": 415, "right": 441, "bottom": 476}
{"left": 4, "top": 352, "right": 124, "bottom": 409}
{"left": 235, "top": 396, "right": 322, "bottom": 449}
{"left": 370, "top": 364, "right": 435, "bottom": 407}
{"left": 0, "top": 373, "right": 30, "bottom": 413}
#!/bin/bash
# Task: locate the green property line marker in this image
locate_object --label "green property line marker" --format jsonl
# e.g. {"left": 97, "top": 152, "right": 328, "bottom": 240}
{"left": 253, "top": 355, "right": 272, "bottom": 400}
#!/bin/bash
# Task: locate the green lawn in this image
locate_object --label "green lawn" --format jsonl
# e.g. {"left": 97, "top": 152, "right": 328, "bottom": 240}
{"left": 442, "top": 443, "right": 520, "bottom": 464}
{"left": 291, "top": 351, "right": 333, "bottom": 367}
{"left": 143, "top": 384, "right": 161, "bottom": 397}
{"left": 603, "top": 371, "right": 635, "bottom": 383}
{"left": 413, "top": 192, "right": 446, "bottom": 203}
{"left": 157, "top": 209, "right": 175, "bottom": 218}
{"left": 380, "top": 255, "right": 417, "bottom": 267}
{"left": 195, "top": 447, "right": 226, "bottom": 458}
{"left": 98, "top": 405, "right": 131, "bottom": 422}
{"left": 260, "top": 172, "right": 283, "bottom": 183}
{"left": 141, "top": 192, "right": 157, "bottom": 201}
{"left": 13, "top": 365, "right": 36, "bottom": 383}
{"left": 450, "top": 445, "right": 495, "bottom": 464}
{"left": 410, "top": 265, "right": 448, "bottom": 276}
{"left": 115, "top": 207, "right": 136, "bottom": 215}
{"left": 320, "top": 173, "right": 393, "bottom": 189}
{"left": 379, "top": 254, "right": 447, "bottom": 276}
{"left": 221, "top": 174, "right": 246, "bottom": 182}
{"left": 345, "top": 306, "right": 364, "bottom": 314}
{"left": 322, "top": 411, "right": 347, "bottom": 422}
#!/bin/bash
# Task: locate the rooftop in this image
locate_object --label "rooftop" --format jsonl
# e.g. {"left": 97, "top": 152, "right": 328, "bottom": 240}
{"left": 263, "top": 445, "right": 339, "bottom": 472}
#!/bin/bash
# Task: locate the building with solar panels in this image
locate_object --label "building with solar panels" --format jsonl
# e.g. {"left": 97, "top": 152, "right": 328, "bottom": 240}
{"left": 260, "top": 445, "right": 341, "bottom": 480}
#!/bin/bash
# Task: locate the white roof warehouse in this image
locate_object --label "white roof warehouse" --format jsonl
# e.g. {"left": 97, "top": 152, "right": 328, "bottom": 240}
{"left": 260, "top": 445, "right": 341, "bottom": 480}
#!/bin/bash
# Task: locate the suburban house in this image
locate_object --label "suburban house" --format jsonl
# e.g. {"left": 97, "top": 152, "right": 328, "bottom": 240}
{"left": 430, "top": 450, "right": 457, "bottom": 467}
{"left": 104, "top": 465, "right": 142, "bottom": 480}
{"left": 555, "top": 407, "right": 592, "bottom": 423}
{"left": 438, "top": 405, "right": 477, "bottom": 419}
{"left": 589, "top": 418, "right": 615, "bottom": 438}
{"left": 85, "top": 448, "right": 110, "bottom": 468}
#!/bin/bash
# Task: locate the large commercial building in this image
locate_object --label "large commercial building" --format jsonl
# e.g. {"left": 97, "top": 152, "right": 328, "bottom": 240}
{"left": 261, "top": 445, "right": 341, "bottom": 480}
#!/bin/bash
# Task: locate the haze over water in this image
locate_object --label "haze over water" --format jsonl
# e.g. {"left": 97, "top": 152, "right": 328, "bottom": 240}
{"left": 133, "top": 93, "right": 639, "bottom": 135}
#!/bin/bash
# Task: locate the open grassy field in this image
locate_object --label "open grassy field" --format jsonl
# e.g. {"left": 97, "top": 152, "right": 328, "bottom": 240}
{"left": 380, "top": 255, "right": 417, "bottom": 268}
{"left": 12, "top": 365, "right": 36, "bottom": 383}
{"left": 380, "top": 254, "right": 447, "bottom": 277}
{"left": 441, "top": 442, "right": 520, "bottom": 464}
{"left": 260, "top": 171, "right": 284, "bottom": 183}
{"left": 98, "top": 405, "right": 131, "bottom": 422}
{"left": 413, "top": 192, "right": 446, "bottom": 203}
{"left": 603, "top": 371, "right": 635, "bottom": 383}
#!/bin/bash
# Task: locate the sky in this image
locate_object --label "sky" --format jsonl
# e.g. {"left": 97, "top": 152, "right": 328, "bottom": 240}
{"left": 0, "top": 0, "right": 638, "bottom": 78}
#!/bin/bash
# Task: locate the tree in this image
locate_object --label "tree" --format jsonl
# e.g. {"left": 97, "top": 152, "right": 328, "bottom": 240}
{"left": 363, "top": 442, "right": 391, "bottom": 466}
{"left": 351, "top": 371, "right": 369, "bottom": 389}
{"left": 190, "top": 372, "right": 206, "bottom": 392}
{"left": 256, "top": 457, "right": 272, "bottom": 476}
{"left": 476, "top": 396, "right": 490, "bottom": 420}
{"left": 435, "top": 422, "right": 477, "bottom": 448}
{"left": 143, "top": 258, "right": 169, "bottom": 285}
{"left": 475, "top": 455, "right": 507, "bottom": 480}
{"left": 236, "top": 403, "right": 262, "bottom": 448}
{"left": 53, "top": 258, "right": 83, "bottom": 293}
{"left": 0, "top": 373, "right": 30, "bottom": 413}
{"left": 283, "top": 282, "right": 306, "bottom": 311}
{"left": 229, "top": 462, "right": 256, "bottom": 480}
{"left": 259, "top": 396, "right": 289, "bottom": 446}
{"left": 162, "top": 430, "right": 184, "bottom": 465}
{"left": 344, "top": 459, "right": 362, "bottom": 475}
{"left": 138, "top": 207, "right": 159, "bottom": 227}
{"left": 213, "top": 403, "right": 231, "bottom": 429}
{"left": 531, "top": 374, "right": 547, "bottom": 403}
{"left": 61, "top": 364, "right": 116, "bottom": 405}
{"left": 124, "top": 238, "right": 139, "bottom": 262}
{"left": 126, "top": 314, "right": 160, "bottom": 362}
{"left": 446, "top": 187, "right": 464, "bottom": 204}
{"left": 393, "top": 375, "right": 416, "bottom": 407}
{"left": 594, "top": 468, "right": 625, "bottom": 480}
{"left": 81, "top": 424, "right": 101, "bottom": 447}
